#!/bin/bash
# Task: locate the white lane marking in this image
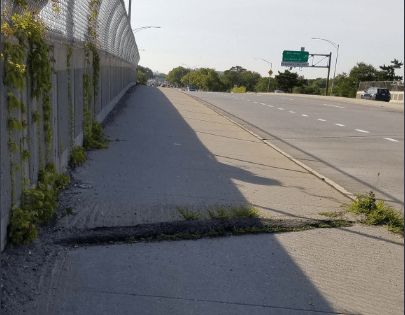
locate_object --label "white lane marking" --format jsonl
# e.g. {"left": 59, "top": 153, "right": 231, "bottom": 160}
{"left": 324, "top": 104, "right": 345, "bottom": 109}
{"left": 355, "top": 129, "right": 369, "bottom": 133}
{"left": 302, "top": 114, "right": 308, "bottom": 117}
{"left": 260, "top": 103, "right": 266, "bottom": 105}
{"left": 385, "top": 138, "right": 399, "bottom": 142}
{"left": 278, "top": 108, "right": 284, "bottom": 110}
{"left": 335, "top": 123, "right": 345, "bottom": 127}
{"left": 317, "top": 119, "right": 326, "bottom": 122}
{"left": 253, "top": 101, "right": 258, "bottom": 103}
{"left": 289, "top": 111, "right": 295, "bottom": 113}
{"left": 290, "top": 99, "right": 294, "bottom": 100}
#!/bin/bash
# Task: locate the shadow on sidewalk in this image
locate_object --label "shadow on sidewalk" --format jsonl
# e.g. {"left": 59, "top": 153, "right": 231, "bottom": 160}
{"left": 38, "top": 86, "right": 346, "bottom": 315}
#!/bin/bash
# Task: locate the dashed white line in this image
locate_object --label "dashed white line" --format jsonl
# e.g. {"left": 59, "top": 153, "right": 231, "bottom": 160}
{"left": 355, "top": 129, "right": 369, "bottom": 133}
{"left": 260, "top": 103, "right": 266, "bottom": 105}
{"left": 385, "top": 138, "right": 399, "bottom": 142}
{"left": 268, "top": 105, "right": 273, "bottom": 107}
{"left": 335, "top": 124, "right": 345, "bottom": 127}
{"left": 278, "top": 108, "right": 284, "bottom": 110}
{"left": 289, "top": 111, "right": 295, "bottom": 113}
{"left": 317, "top": 119, "right": 326, "bottom": 122}
{"left": 324, "top": 104, "right": 345, "bottom": 109}
{"left": 302, "top": 114, "right": 308, "bottom": 117}
{"left": 253, "top": 102, "right": 258, "bottom": 103}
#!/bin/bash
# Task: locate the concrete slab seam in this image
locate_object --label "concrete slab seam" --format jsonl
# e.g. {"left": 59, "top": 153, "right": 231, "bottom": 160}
{"left": 184, "top": 92, "right": 357, "bottom": 202}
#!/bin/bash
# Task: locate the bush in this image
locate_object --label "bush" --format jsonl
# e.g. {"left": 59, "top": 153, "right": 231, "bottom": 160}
{"left": 231, "top": 86, "right": 246, "bottom": 93}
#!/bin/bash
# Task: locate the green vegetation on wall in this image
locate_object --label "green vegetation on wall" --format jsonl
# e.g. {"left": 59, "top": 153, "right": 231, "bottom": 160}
{"left": 1, "top": 1, "right": 70, "bottom": 245}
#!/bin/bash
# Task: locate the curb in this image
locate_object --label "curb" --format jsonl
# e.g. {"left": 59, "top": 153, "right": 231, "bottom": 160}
{"left": 183, "top": 92, "right": 357, "bottom": 202}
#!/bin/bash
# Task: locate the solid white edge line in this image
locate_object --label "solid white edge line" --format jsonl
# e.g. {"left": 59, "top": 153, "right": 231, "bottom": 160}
{"left": 184, "top": 92, "right": 357, "bottom": 201}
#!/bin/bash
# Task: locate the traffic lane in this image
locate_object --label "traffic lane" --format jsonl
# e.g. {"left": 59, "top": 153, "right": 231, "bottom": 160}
{"left": 267, "top": 135, "right": 404, "bottom": 208}
{"left": 207, "top": 92, "right": 404, "bottom": 137}
{"left": 193, "top": 92, "right": 404, "bottom": 142}
{"left": 191, "top": 92, "right": 404, "bottom": 208}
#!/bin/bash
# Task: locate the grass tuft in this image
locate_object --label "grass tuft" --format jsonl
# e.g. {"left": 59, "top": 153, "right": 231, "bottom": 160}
{"left": 208, "top": 204, "right": 259, "bottom": 220}
{"left": 346, "top": 191, "right": 404, "bottom": 235}
{"left": 177, "top": 207, "right": 203, "bottom": 220}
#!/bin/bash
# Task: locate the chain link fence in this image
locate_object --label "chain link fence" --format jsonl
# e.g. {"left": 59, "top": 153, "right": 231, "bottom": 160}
{"left": 358, "top": 81, "right": 404, "bottom": 92}
{"left": 2, "top": 0, "right": 140, "bottom": 67}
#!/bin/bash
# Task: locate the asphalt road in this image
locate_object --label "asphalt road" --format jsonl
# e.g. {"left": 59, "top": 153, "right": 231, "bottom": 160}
{"left": 188, "top": 91, "right": 404, "bottom": 210}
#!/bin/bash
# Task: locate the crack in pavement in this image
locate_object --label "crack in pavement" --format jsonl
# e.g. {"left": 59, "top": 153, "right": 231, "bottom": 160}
{"left": 90, "top": 290, "right": 355, "bottom": 314}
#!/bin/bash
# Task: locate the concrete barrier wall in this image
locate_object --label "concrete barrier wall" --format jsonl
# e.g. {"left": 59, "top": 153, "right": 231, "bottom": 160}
{"left": 1, "top": 40, "right": 138, "bottom": 251}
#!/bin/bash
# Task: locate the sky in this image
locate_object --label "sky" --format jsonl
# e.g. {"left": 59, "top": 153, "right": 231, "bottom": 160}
{"left": 123, "top": 0, "right": 404, "bottom": 80}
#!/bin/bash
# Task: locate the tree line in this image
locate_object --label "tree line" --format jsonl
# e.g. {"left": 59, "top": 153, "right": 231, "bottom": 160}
{"left": 138, "top": 59, "right": 402, "bottom": 98}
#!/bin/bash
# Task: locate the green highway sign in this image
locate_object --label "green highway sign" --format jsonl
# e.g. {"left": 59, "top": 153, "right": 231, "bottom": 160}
{"left": 282, "top": 51, "right": 309, "bottom": 63}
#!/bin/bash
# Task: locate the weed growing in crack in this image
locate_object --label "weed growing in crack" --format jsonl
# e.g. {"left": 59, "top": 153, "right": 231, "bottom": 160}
{"left": 206, "top": 228, "right": 224, "bottom": 237}
{"left": 177, "top": 207, "right": 203, "bottom": 220}
{"left": 345, "top": 191, "right": 404, "bottom": 235}
{"left": 208, "top": 204, "right": 259, "bottom": 220}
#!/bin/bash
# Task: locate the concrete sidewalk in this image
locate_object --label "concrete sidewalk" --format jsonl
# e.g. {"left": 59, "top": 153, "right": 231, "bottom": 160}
{"left": 3, "top": 86, "right": 403, "bottom": 315}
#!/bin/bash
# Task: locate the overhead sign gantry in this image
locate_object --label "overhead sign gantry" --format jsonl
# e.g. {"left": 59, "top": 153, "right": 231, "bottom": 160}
{"left": 281, "top": 48, "right": 332, "bottom": 96}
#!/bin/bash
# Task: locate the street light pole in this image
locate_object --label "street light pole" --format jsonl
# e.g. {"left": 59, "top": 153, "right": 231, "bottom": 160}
{"left": 256, "top": 58, "right": 273, "bottom": 92}
{"left": 311, "top": 38, "right": 339, "bottom": 96}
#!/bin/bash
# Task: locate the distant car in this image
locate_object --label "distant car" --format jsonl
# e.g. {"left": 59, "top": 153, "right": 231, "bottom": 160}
{"left": 187, "top": 86, "right": 197, "bottom": 92}
{"left": 274, "top": 90, "right": 285, "bottom": 93}
{"left": 361, "top": 87, "right": 391, "bottom": 102}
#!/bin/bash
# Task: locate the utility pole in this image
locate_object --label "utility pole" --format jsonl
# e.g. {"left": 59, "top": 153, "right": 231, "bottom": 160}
{"left": 325, "top": 52, "right": 332, "bottom": 96}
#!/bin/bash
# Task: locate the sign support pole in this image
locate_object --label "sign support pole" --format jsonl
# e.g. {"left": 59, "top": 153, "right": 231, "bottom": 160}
{"left": 325, "top": 52, "right": 332, "bottom": 96}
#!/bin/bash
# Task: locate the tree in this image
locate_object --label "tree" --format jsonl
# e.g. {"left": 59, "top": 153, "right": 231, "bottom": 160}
{"left": 240, "top": 71, "right": 261, "bottom": 92}
{"left": 137, "top": 65, "right": 153, "bottom": 80}
{"left": 254, "top": 77, "right": 276, "bottom": 92}
{"left": 166, "top": 66, "right": 190, "bottom": 87}
{"left": 332, "top": 73, "right": 354, "bottom": 97}
{"left": 229, "top": 66, "right": 247, "bottom": 73}
{"left": 275, "top": 70, "right": 304, "bottom": 93}
{"left": 203, "top": 69, "right": 224, "bottom": 91}
{"left": 378, "top": 59, "right": 403, "bottom": 81}
{"left": 349, "top": 62, "right": 378, "bottom": 85}
{"left": 180, "top": 68, "right": 224, "bottom": 91}
{"left": 220, "top": 66, "right": 248, "bottom": 91}
{"left": 137, "top": 71, "right": 147, "bottom": 85}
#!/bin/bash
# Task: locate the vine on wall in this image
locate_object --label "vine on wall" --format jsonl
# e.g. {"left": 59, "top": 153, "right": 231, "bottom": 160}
{"left": 82, "top": 0, "right": 108, "bottom": 150}
{"left": 1, "top": 1, "right": 69, "bottom": 245}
